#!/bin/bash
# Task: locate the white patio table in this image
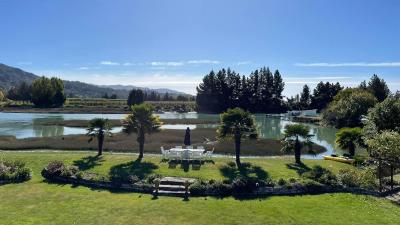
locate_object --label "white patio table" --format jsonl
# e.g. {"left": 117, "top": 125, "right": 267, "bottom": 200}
{"left": 168, "top": 148, "right": 205, "bottom": 161}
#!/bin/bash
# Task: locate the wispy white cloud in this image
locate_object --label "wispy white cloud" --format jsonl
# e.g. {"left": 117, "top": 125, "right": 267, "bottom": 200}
{"left": 77, "top": 67, "right": 89, "bottom": 70}
{"left": 285, "top": 76, "right": 353, "bottom": 80}
{"left": 237, "top": 61, "right": 252, "bottom": 65}
{"left": 294, "top": 62, "right": 400, "bottom": 67}
{"left": 17, "top": 61, "right": 33, "bottom": 65}
{"left": 187, "top": 60, "right": 220, "bottom": 64}
{"left": 98, "top": 59, "right": 220, "bottom": 67}
{"left": 149, "top": 61, "right": 184, "bottom": 67}
{"left": 100, "top": 61, "right": 120, "bottom": 66}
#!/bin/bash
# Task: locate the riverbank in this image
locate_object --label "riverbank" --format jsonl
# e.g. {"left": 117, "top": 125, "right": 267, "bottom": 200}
{"left": 0, "top": 128, "right": 326, "bottom": 156}
{"left": 34, "top": 118, "right": 220, "bottom": 127}
{"left": 0, "top": 106, "right": 130, "bottom": 114}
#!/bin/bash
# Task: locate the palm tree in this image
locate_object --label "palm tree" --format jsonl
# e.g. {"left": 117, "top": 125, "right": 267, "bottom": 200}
{"left": 281, "top": 124, "right": 313, "bottom": 164}
{"left": 217, "top": 108, "right": 258, "bottom": 167}
{"left": 122, "top": 103, "right": 162, "bottom": 160}
{"left": 335, "top": 127, "right": 362, "bottom": 157}
{"left": 86, "top": 118, "right": 112, "bottom": 156}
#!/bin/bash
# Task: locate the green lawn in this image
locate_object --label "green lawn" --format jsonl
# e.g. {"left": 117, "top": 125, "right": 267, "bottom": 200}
{"left": 1, "top": 151, "right": 352, "bottom": 180}
{"left": 0, "top": 151, "right": 399, "bottom": 225}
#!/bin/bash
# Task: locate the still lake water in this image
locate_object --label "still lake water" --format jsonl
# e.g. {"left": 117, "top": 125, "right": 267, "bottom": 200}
{"left": 0, "top": 112, "right": 344, "bottom": 157}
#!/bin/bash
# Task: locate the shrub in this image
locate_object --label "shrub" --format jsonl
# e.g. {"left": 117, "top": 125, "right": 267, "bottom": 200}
{"left": 337, "top": 168, "right": 359, "bottom": 188}
{"left": 127, "top": 175, "right": 141, "bottom": 184}
{"left": 0, "top": 160, "right": 32, "bottom": 183}
{"left": 76, "top": 171, "right": 84, "bottom": 180}
{"left": 189, "top": 180, "right": 207, "bottom": 195}
{"left": 358, "top": 167, "right": 378, "bottom": 189}
{"left": 303, "top": 165, "right": 337, "bottom": 186}
{"left": 60, "top": 165, "right": 79, "bottom": 178}
{"left": 42, "top": 161, "right": 65, "bottom": 178}
{"left": 337, "top": 167, "right": 378, "bottom": 189}
{"left": 277, "top": 178, "right": 286, "bottom": 186}
{"left": 232, "top": 177, "right": 257, "bottom": 194}
{"left": 301, "top": 179, "right": 325, "bottom": 193}
{"left": 144, "top": 174, "right": 162, "bottom": 184}
{"left": 207, "top": 181, "right": 232, "bottom": 197}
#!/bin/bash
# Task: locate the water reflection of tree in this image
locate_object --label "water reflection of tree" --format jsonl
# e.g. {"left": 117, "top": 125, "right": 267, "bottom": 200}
{"left": 32, "top": 117, "right": 65, "bottom": 137}
{"left": 311, "top": 125, "right": 337, "bottom": 147}
{"left": 255, "top": 115, "right": 285, "bottom": 139}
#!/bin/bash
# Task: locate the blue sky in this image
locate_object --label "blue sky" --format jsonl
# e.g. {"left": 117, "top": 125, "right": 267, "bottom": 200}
{"left": 0, "top": 0, "right": 399, "bottom": 96}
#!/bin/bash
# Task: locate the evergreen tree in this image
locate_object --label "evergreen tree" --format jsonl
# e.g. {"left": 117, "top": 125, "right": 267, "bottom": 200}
{"left": 127, "top": 89, "right": 144, "bottom": 106}
{"left": 271, "top": 70, "right": 285, "bottom": 113}
{"left": 310, "top": 82, "right": 343, "bottom": 111}
{"left": 196, "top": 67, "right": 286, "bottom": 113}
{"left": 367, "top": 74, "right": 390, "bottom": 102}
{"left": 299, "top": 85, "right": 311, "bottom": 110}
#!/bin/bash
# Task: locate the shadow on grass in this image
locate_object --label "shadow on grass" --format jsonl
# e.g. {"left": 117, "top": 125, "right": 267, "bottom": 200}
{"left": 166, "top": 160, "right": 215, "bottom": 172}
{"left": 219, "top": 162, "right": 269, "bottom": 182}
{"left": 109, "top": 159, "right": 159, "bottom": 180}
{"left": 286, "top": 162, "right": 311, "bottom": 175}
{"left": 73, "top": 155, "right": 105, "bottom": 171}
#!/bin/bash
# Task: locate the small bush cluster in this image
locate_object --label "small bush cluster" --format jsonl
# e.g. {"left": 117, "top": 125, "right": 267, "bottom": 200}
{"left": 41, "top": 161, "right": 79, "bottom": 179}
{"left": 189, "top": 176, "right": 269, "bottom": 197}
{"left": 337, "top": 168, "right": 378, "bottom": 189}
{"left": 42, "top": 161, "right": 159, "bottom": 188}
{"left": 302, "top": 165, "right": 338, "bottom": 186}
{"left": 300, "top": 165, "right": 379, "bottom": 191}
{"left": 189, "top": 179, "right": 234, "bottom": 197}
{"left": 0, "top": 160, "right": 31, "bottom": 183}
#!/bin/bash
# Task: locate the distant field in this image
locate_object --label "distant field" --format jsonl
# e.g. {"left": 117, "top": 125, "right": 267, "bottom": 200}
{"left": 0, "top": 99, "right": 197, "bottom": 113}
{"left": 35, "top": 118, "right": 219, "bottom": 127}
{"left": 65, "top": 98, "right": 127, "bottom": 107}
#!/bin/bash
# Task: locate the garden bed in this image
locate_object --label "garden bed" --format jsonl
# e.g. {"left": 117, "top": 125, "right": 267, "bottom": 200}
{"left": 40, "top": 160, "right": 398, "bottom": 198}
{"left": 0, "top": 160, "right": 32, "bottom": 184}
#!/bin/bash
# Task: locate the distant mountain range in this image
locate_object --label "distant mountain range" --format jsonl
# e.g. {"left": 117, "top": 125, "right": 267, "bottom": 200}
{"left": 0, "top": 63, "right": 191, "bottom": 98}
{"left": 99, "top": 84, "right": 188, "bottom": 95}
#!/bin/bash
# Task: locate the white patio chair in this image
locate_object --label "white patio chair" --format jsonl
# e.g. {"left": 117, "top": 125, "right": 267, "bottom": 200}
{"left": 169, "top": 150, "right": 182, "bottom": 161}
{"left": 160, "top": 146, "right": 169, "bottom": 159}
{"left": 205, "top": 148, "right": 214, "bottom": 159}
{"left": 182, "top": 150, "right": 190, "bottom": 161}
{"left": 190, "top": 151, "right": 203, "bottom": 161}
{"left": 186, "top": 146, "right": 193, "bottom": 149}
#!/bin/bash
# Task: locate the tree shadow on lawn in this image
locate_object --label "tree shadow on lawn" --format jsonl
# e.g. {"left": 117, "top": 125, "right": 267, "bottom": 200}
{"left": 42, "top": 179, "right": 143, "bottom": 194}
{"left": 109, "top": 159, "right": 159, "bottom": 180}
{"left": 73, "top": 155, "right": 105, "bottom": 171}
{"left": 286, "top": 162, "right": 311, "bottom": 175}
{"left": 219, "top": 162, "right": 270, "bottom": 182}
{"left": 166, "top": 160, "right": 215, "bottom": 172}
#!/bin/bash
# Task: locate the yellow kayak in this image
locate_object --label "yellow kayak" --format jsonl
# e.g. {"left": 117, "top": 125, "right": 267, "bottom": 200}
{"left": 323, "top": 155, "right": 355, "bottom": 164}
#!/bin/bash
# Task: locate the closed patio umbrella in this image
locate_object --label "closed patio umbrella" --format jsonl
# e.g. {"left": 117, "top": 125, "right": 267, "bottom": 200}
{"left": 184, "top": 127, "right": 191, "bottom": 146}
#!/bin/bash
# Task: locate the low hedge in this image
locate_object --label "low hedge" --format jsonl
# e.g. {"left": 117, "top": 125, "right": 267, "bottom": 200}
{"left": 0, "top": 160, "right": 32, "bottom": 184}
{"left": 189, "top": 163, "right": 389, "bottom": 197}
{"left": 41, "top": 161, "right": 153, "bottom": 192}
{"left": 41, "top": 161, "right": 393, "bottom": 197}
